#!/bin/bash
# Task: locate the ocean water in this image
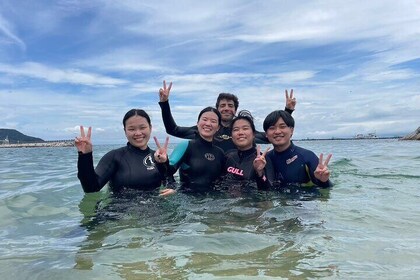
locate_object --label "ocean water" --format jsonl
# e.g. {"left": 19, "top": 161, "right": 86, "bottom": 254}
{"left": 0, "top": 139, "right": 419, "bottom": 279}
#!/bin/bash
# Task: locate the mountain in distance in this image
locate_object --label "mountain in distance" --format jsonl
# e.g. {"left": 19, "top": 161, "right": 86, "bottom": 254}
{"left": 0, "top": 129, "right": 44, "bottom": 144}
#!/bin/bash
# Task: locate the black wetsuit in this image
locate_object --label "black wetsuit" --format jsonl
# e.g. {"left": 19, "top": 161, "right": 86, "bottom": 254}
{"left": 167, "top": 136, "right": 226, "bottom": 192}
{"left": 158, "top": 100, "right": 294, "bottom": 152}
{"left": 224, "top": 147, "right": 270, "bottom": 189}
{"left": 265, "top": 142, "right": 332, "bottom": 188}
{"left": 77, "top": 143, "right": 166, "bottom": 193}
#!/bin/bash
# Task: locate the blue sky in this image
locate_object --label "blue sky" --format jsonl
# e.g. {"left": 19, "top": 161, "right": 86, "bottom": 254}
{"left": 1, "top": 0, "right": 419, "bottom": 144}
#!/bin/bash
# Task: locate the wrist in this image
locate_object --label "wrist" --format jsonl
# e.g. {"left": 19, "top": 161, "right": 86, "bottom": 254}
{"left": 256, "top": 170, "right": 264, "bottom": 177}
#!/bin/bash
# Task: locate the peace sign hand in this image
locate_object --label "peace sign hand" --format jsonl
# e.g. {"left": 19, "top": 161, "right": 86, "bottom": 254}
{"left": 253, "top": 145, "right": 271, "bottom": 176}
{"left": 285, "top": 89, "right": 297, "bottom": 111}
{"left": 153, "top": 136, "right": 169, "bottom": 163}
{"left": 314, "top": 153, "right": 332, "bottom": 182}
{"left": 75, "top": 126, "right": 93, "bottom": 154}
{"left": 159, "top": 80, "right": 172, "bottom": 102}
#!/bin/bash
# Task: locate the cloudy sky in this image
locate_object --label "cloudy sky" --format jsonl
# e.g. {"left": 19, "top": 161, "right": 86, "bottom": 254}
{"left": 0, "top": 0, "right": 419, "bottom": 144}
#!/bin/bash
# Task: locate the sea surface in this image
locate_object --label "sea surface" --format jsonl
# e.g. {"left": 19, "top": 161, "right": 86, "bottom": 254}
{"left": 0, "top": 139, "right": 419, "bottom": 279}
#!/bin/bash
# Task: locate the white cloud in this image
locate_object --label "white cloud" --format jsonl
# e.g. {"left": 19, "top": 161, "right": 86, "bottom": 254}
{"left": 0, "top": 12, "right": 25, "bottom": 50}
{"left": 0, "top": 62, "right": 127, "bottom": 86}
{"left": 0, "top": 0, "right": 419, "bottom": 142}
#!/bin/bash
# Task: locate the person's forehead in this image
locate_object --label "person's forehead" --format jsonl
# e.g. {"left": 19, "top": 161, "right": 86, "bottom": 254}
{"left": 219, "top": 99, "right": 235, "bottom": 105}
{"left": 275, "top": 118, "right": 286, "bottom": 124}
{"left": 126, "top": 115, "right": 148, "bottom": 124}
{"left": 201, "top": 111, "right": 218, "bottom": 119}
{"left": 233, "top": 119, "right": 251, "bottom": 127}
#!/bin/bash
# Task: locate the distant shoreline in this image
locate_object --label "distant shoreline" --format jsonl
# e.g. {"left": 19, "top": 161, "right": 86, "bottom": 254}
{"left": 0, "top": 136, "right": 407, "bottom": 149}
{"left": 0, "top": 141, "right": 74, "bottom": 148}
{"left": 296, "top": 136, "right": 402, "bottom": 141}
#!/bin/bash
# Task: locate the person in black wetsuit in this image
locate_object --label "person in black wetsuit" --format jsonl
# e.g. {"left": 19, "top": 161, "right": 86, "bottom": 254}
{"left": 75, "top": 109, "right": 169, "bottom": 194}
{"left": 223, "top": 110, "right": 271, "bottom": 190}
{"left": 261, "top": 110, "right": 333, "bottom": 189}
{"left": 154, "top": 107, "right": 226, "bottom": 192}
{"left": 157, "top": 81, "right": 296, "bottom": 153}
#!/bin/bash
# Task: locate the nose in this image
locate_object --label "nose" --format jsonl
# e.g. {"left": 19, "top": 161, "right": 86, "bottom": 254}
{"left": 274, "top": 126, "right": 282, "bottom": 133}
{"left": 204, "top": 120, "right": 213, "bottom": 126}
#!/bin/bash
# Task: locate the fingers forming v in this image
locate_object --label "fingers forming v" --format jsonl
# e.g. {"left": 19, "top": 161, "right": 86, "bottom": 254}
{"left": 163, "top": 136, "right": 169, "bottom": 149}
{"left": 324, "top": 154, "right": 332, "bottom": 166}
{"left": 80, "top": 126, "right": 85, "bottom": 138}
{"left": 153, "top": 136, "right": 161, "bottom": 149}
{"left": 319, "top": 153, "right": 332, "bottom": 166}
{"left": 262, "top": 146, "right": 271, "bottom": 157}
{"left": 87, "top": 127, "right": 92, "bottom": 139}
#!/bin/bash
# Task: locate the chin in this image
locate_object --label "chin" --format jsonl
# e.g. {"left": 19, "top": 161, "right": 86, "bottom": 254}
{"left": 132, "top": 142, "right": 147, "bottom": 149}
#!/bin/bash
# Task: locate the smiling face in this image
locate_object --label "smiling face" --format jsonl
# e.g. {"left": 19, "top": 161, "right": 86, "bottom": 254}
{"left": 197, "top": 111, "right": 220, "bottom": 141}
{"left": 266, "top": 117, "right": 294, "bottom": 152}
{"left": 124, "top": 115, "right": 151, "bottom": 150}
{"left": 217, "top": 98, "right": 236, "bottom": 124}
{"left": 231, "top": 119, "right": 255, "bottom": 151}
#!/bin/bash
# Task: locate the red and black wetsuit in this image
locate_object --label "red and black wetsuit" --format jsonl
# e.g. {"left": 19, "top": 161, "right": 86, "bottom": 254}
{"left": 224, "top": 147, "right": 270, "bottom": 189}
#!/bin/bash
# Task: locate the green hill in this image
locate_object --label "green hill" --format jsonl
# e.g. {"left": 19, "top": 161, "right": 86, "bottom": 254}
{"left": 0, "top": 129, "right": 44, "bottom": 144}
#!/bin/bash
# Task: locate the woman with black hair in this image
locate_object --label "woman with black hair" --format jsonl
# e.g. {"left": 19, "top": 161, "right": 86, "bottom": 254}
{"left": 75, "top": 109, "right": 168, "bottom": 194}
{"left": 154, "top": 107, "right": 226, "bottom": 192}
{"left": 224, "top": 110, "right": 271, "bottom": 189}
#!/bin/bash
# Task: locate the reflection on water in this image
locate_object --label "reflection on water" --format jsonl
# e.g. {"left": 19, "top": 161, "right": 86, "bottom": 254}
{"left": 74, "top": 187, "right": 335, "bottom": 278}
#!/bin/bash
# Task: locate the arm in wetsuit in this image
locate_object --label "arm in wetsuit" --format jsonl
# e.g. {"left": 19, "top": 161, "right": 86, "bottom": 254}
{"left": 77, "top": 151, "right": 114, "bottom": 193}
{"left": 158, "top": 100, "right": 197, "bottom": 140}
{"left": 78, "top": 146, "right": 167, "bottom": 193}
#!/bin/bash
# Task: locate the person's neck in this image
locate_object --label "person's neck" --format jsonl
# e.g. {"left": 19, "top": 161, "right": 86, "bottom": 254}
{"left": 237, "top": 144, "right": 253, "bottom": 152}
{"left": 200, "top": 135, "right": 213, "bottom": 142}
{"left": 221, "top": 120, "right": 231, "bottom": 128}
{"left": 274, "top": 142, "right": 291, "bottom": 153}
{"left": 129, "top": 142, "right": 149, "bottom": 151}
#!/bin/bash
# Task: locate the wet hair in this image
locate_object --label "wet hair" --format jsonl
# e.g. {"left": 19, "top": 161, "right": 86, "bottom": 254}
{"left": 122, "top": 109, "right": 151, "bottom": 128}
{"left": 197, "top": 106, "right": 222, "bottom": 126}
{"left": 215, "top": 93, "right": 239, "bottom": 111}
{"left": 263, "top": 110, "right": 295, "bottom": 132}
{"left": 230, "top": 110, "right": 256, "bottom": 133}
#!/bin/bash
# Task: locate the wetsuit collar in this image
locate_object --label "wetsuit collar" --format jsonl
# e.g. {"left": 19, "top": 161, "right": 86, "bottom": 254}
{"left": 273, "top": 141, "right": 294, "bottom": 154}
{"left": 127, "top": 142, "right": 151, "bottom": 153}
{"left": 238, "top": 146, "right": 257, "bottom": 159}
{"left": 197, "top": 135, "right": 214, "bottom": 146}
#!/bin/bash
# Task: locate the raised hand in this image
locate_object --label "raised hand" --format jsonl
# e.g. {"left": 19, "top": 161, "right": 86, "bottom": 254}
{"left": 75, "top": 126, "right": 93, "bottom": 154}
{"left": 153, "top": 136, "right": 169, "bottom": 163}
{"left": 253, "top": 145, "right": 271, "bottom": 176}
{"left": 159, "top": 80, "right": 172, "bottom": 102}
{"left": 314, "top": 153, "right": 332, "bottom": 182}
{"left": 285, "top": 89, "right": 297, "bottom": 111}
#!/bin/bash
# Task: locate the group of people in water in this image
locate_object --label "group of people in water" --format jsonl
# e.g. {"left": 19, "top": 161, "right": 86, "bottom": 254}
{"left": 75, "top": 81, "right": 332, "bottom": 195}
